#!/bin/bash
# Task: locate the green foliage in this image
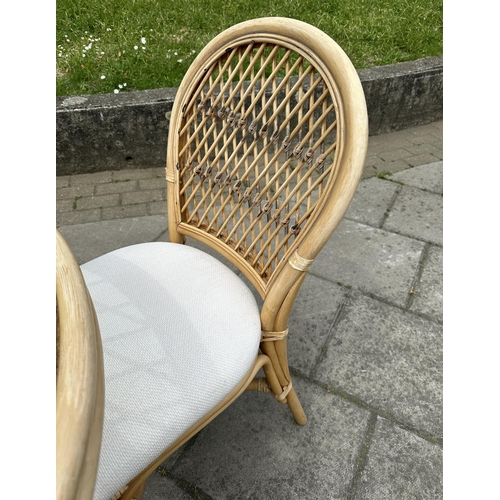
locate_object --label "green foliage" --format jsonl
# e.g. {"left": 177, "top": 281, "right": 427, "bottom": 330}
{"left": 56, "top": 0, "right": 442, "bottom": 96}
{"left": 375, "top": 170, "right": 393, "bottom": 179}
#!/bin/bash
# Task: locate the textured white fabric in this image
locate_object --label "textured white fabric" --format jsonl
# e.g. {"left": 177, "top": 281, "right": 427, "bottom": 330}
{"left": 81, "top": 242, "right": 261, "bottom": 500}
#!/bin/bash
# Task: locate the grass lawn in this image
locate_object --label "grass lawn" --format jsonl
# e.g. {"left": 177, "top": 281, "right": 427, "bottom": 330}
{"left": 56, "top": 0, "right": 442, "bottom": 97}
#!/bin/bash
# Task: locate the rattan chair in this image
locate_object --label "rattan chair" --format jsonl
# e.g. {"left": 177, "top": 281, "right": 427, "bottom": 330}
{"left": 72, "top": 17, "right": 368, "bottom": 500}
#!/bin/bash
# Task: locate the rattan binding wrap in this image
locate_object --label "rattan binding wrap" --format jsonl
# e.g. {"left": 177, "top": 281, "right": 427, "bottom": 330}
{"left": 260, "top": 328, "right": 289, "bottom": 342}
{"left": 288, "top": 250, "right": 314, "bottom": 272}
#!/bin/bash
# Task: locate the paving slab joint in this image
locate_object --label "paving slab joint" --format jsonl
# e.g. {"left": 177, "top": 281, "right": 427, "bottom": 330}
{"left": 379, "top": 183, "right": 403, "bottom": 228}
{"left": 347, "top": 413, "right": 378, "bottom": 500}
{"left": 309, "top": 294, "right": 350, "bottom": 380}
{"left": 405, "top": 243, "right": 432, "bottom": 310}
{"left": 310, "top": 378, "right": 442, "bottom": 446}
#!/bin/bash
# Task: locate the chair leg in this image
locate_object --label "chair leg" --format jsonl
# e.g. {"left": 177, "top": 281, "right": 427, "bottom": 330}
{"left": 259, "top": 339, "right": 307, "bottom": 425}
{"left": 285, "top": 386, "right": 307, "bottom": 425}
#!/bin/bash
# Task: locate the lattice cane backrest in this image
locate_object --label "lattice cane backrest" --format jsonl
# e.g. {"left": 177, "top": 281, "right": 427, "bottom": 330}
{"left": 167, "top": 18, "right": 368, "bottom": 297}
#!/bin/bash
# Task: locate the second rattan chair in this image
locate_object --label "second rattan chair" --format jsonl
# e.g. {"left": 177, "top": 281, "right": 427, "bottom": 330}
{"left": 78, "top": 17, "right": 368, "bottom": 500}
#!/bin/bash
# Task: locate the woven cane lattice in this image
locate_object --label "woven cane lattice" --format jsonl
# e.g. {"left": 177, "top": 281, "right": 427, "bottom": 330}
{"left": 175, "top": 40, "right": 343, "bottom": 286}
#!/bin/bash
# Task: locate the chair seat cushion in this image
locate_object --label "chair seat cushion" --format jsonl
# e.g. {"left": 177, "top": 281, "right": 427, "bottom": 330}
{"left": 81, "top": 242, "right": 262, "bottom": 500}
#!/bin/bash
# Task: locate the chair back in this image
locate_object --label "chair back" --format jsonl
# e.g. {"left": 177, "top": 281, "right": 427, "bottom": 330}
{"left": 167, "top": 18, "right": 368, "bottom": 314}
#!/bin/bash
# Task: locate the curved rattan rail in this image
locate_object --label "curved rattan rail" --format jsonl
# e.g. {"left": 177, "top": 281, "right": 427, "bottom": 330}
{"left": 56, "top": 229, "right": 105, "bottom": 500}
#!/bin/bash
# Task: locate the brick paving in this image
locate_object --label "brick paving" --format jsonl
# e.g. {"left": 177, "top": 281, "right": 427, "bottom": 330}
{"left": 56, "top": 121, "right": 442, "bottom": 227}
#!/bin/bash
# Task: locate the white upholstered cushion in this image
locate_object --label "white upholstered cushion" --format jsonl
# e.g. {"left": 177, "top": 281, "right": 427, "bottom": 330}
{"left": 81, "top": 242, "right": 261, "bottom": 500}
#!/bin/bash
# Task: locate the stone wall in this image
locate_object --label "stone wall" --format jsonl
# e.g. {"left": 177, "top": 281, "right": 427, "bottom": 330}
{"left": 56, "top": 56, "right": 442, "bottom": 176}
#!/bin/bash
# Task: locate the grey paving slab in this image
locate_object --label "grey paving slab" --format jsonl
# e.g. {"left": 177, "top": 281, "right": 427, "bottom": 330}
{"left": 345, "top": 177, "right": 399, "bottom": 227}
{"left": 165, "top": 377, "right": 370, "bottom": 500}
{"left": 316, "top": 293, "right": 442, "bottom": 438}
{"left": 68, "top": 170, "right": 112, "bottom": 186}
{"left": 366, "top": 135, "right": 414, "bottom": 154}
{"left": 362, "top": 157, "right": 384, "bottom": 178}
{"left": 95, "top": 180, "right": 138, "bottom": 195}
{"left": 404, "top": 143, "right": 441, "bottom": 157}
{"left": 310, "top": 219, "right": 425, "bottom": 307}
{"left": 390, "top": 161, "right": 443, "bottom": 194}
{"left": 122, "top": 188, "right": 166, "bottom": 205}
{"left": 287, "top": 274, "right": 347, "bottom": 376}
{"left": 76, "top": 193, "right": 120, "bottom": 210}
{"left": 408, "top": 153, "right": 441, "bottom": 167}
{"left": 410, "top": 245, "right": 443, "bottom": 322}
{"left": 362, "top": 159, "right": 413, "bottom": 179}
{"left": 149, "top": 200, "right": 169, "bottom": 215}
{"left": 58, "top": 215, "right": 168, "bottom": 264}
{"left": 57, "top": 199, "right": 75, "bottom": 213}
{"left": 139, "top": 177, "right": 169, "bottom": 190}
{"left": 406, "top": 134, "right": 441, "bottom": 146}
{"left": 112, "top": 168, "right": 160, "bottom": 181}
{"left": 354, "top": 418, "right": 442, "bottom": 500}
{"left": 57, "top": 208, "right": 102, "bottom": 226}
{"left": 143, "top": 472, "right": 193, "bottom": 500}
{"left": 383, "top": 186, "right": 443, "bottom": 245}
{"left": 56, "top": 176, "right": 70, "bottom": 188}
{"left": 101, "top": 204, "right": 149, "bottom": 221}
{"left": 378, "top": 148, "right": 415, "bottom": 162}
{"left": 57, "top": 184, "right": 95, "bottom": 200}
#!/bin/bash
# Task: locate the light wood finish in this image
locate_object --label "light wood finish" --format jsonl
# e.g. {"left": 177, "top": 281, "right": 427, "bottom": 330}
{"left": 56, "top": 229, "right": 105, "bottom": 500}
{"left": 167, "top": 17, "right": 368, "bottom": 425}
